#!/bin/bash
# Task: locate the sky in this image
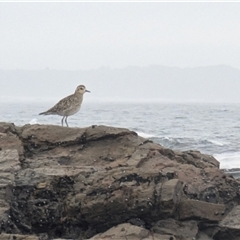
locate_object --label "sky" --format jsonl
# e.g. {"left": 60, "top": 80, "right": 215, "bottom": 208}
{"left": 0, "top": 2, "right": 240, "bottom": 71}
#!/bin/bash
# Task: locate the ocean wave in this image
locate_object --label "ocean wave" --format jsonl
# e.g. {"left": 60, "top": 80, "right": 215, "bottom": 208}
{"left": 136, "top": 131, "right": 156, "bottom": 139}
{"left": 154, "top": 136, "right": 227, "bottom": 148}
{"left": 29, "top": 118, "right": 39, "bottom": 125}
{"left": 135, "top": 133, "right": 228, "bottom": 149}
{"left": 207, "top": 139, "right": 225, "bottom": 146}
{"left": 150, "top": 136, "right": 194, "bottom": 150}
{"left": 214, "top": 152, "right": 240, "bottom": 169}
{"left": 200, "top": 139, "right": 227, "bottom": 146}
{"left": 135, "top": 133, "right": 240, "bottom": 170}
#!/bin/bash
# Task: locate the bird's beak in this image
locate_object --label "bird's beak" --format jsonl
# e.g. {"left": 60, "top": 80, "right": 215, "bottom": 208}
{"left": 86, "top": 90, "right": 90, "bottom": 93}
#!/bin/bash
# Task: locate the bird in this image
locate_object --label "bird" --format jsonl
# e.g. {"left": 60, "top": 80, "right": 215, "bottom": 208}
{"left": 39, "top": 85, "right": 90, "bottom": 127}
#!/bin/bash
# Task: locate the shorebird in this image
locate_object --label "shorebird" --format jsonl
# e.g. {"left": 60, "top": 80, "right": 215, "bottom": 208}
{"left": 39, "top": 85, "right": 90, "bottom": 127}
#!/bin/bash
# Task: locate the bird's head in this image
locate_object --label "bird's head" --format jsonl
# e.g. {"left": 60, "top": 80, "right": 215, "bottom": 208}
{"left": 75, "top": 85, "right": 90, "bottom": 94}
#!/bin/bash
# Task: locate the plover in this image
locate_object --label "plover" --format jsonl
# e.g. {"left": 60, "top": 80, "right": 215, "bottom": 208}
{"left": 39, "top": 85, "right": 90, "bottom": 127}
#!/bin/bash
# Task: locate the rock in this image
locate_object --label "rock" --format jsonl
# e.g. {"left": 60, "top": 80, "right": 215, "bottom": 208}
{"left": 220, "top": 205, "right": 240, "bottom": 229}
{"left": 178, "top": 199, "right": 226, "bottom": 221}
{"left": 196, "top": 232, "right": 213, "bottom": 240}
{"left": 0, "top": 122, "right": 23, "bottom": 157}
{"left": 151, "top": 218, "right": 198, "bottom": 239}
{"left": 0, "top": 234, "right": 39, "bottom": 240}
{"left": 0, "top": 122, "right": 240, "bottom": 239}
{"left": 215, "top": 205, "right": 240, "bottom": 239}
{"left": 89, "top": 223, "right": 149, "bottom": 239}
{"left": 89, "top": 223, "right": 172, "bottom": 240}
{"left": 158, "top": 179, "right": 183, "bottom": 217}
{"left": 0, "top": 148, "right": 21, "bottom": 234}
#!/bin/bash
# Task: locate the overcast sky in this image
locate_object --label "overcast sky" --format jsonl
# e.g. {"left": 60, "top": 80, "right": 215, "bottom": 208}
{"left": 1, "top": 2, "right": 240, "bottom": 71}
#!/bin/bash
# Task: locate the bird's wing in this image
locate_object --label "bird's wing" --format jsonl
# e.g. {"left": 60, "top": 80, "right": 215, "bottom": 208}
{"left": 47, "top": 94, "right": 75, "bottom": 113}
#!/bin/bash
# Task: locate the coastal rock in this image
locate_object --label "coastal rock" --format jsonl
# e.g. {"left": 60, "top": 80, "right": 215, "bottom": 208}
{"left": 0, "top": 122, "right": 240, "bottom": 239}
{"left": 0, "top": 122, "right": 23, "bottom": 156}
{"left": 216, "top": 205, "right": 240, "bottom": 240}
{"left": 151, "top": 218, "right": 198, "bottom": 239}
{"left": 89, "top": 223, "right": 172, "bottom": 240}
{"left": 178, "top": 199, "right": 226, "bottom": 221}
{"left": 0, "top": 234, "right": 39, "bottom": 240}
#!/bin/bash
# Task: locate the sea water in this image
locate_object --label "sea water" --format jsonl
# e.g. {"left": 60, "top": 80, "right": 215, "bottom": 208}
{"left": 1, "top": 100, "right": 240, "bottom": 174}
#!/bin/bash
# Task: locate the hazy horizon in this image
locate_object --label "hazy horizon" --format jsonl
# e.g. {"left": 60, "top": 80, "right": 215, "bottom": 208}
{"left": 1, "top": 64, "right": 240, "bottom": 103}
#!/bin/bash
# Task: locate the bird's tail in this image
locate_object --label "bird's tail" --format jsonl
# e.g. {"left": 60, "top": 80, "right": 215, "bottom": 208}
{"left": 39, "top": 111, "right": 52, "bottom": 115}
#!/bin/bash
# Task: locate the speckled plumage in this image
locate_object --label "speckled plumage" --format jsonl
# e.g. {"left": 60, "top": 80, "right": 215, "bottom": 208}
{"left": 39, "top": 85, "right": 90, "bottom": 127}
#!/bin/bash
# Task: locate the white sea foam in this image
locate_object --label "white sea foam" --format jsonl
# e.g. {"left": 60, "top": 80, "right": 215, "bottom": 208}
{"left": 214, "top": 152, "right": 240, "bottom": 169}
{"left": 136, "top": 131, "right": 156, "bottom": 139}
{"left": 208, "top": 139, "right": 226, "bottom": 146}
{"left": 29, "top": 118, "right": 39, "bottom": 125}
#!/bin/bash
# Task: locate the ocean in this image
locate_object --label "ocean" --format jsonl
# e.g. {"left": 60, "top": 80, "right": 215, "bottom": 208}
{"left": 1, "top": 100, "right": 240, "bottom": 176}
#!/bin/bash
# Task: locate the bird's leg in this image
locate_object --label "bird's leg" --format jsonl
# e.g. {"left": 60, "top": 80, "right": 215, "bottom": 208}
{"left": 61, "top": 116, "right": 65, "bottom": 126}
{"left": 65, "top": 116, "right": 69, "bottom": 127}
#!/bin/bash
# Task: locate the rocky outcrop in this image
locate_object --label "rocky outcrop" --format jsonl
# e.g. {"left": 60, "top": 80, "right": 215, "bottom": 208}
{"left": 0, "top": 122, "right": 240, "bottom": 240}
